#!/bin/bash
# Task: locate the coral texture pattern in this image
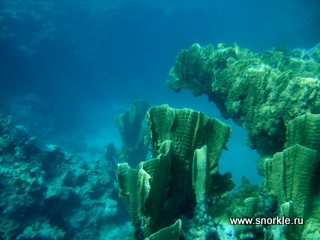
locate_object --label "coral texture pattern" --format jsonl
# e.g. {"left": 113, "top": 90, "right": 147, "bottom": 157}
{"left": 167, "top": 43, "right": 320, "bottom": 155}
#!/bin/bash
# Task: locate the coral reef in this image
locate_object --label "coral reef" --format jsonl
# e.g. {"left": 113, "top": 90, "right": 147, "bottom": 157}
{"left": 5, "top": 41, "right": 320, "bottom": 240}
{"left": 166, "top": 43, "right": 320, "bottom": 156}
{"left": 263, "top": 113, "right": 320, "bottom": 239}
{"left": 145, "top": 104, "right": 234, "bottom": 204}
{"left": 145, "top": 219, "right": 182, "bottom": 240}
{"left": 117, "top": 140, "right": 177, "bottom": 239}
{"left": 264, "top": 144, "right": 317, "bottom": 239}
{"left": 180, "top": 176, "right": 277, "bottom": 240}
{"left": 156, "top": 111, "right": 320, "bottom": 240}
{"left": 164, "top": 43, "right": 320, "bottom": 239}
{"left": 311, "top": 44, "right": 320, "bottom": 63}
{"left": 117, "top": 104, "right": 234, "bottom": 239}
{"left": 0, "top": 114, "right": 129, "bottom": 240}
{"left": 106, "top": 99, "right": 149, "bottom": 167}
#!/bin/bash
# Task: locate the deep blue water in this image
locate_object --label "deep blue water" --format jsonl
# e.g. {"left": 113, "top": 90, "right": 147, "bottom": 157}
{"left": 1, "top": 0, "right": 320, "bottom": 185}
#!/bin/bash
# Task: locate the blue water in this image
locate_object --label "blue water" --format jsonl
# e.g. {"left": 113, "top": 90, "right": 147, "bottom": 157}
{"left": 1, "top": 0, "right": 320, "bottom": 186}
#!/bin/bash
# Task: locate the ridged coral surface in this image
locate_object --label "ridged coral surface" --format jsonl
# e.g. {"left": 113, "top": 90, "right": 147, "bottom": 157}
{"left": 146, "top": 104, "right": 233, "bottom": 206}
{"left": 264, "top": 144, "right": 318, "bottom": 239}
{"left": 113, "top": 99, "right": 149, "bottom": 165}
{"left": 117, "top": 140, "right": 175, "bottom": 238}
{"left": 285, "top": 113, "right": 320, "bottom": 154}
{"left": 118, "top": 105, "right": 234, "bottom": 239}
{"left": 265, "top": 144, "right": 318, "bottom": 217}
{"left": 167, "top": 43, "right": 320, "bottom": 155}
{"left": 146, "top": 104, "right": 231, "bottom": 176}
{"left": 117, "top": 163, "right": 151, "bottom": 228}
{"left": 192, "top": 145, "right": 210, "bottom": 204}
{"left": 145, "top": 219, "right": 181, "bottom": 240}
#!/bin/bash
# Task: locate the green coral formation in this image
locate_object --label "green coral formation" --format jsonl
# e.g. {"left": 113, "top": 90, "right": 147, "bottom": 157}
{"left": 118, "top": 140, "right": 174, "bottom": 238}
{"left": 115, "top": 105, "right": 320, "bottom": 239}
{"left": 117, "top": 104, "right": 234, "bottom": 239}
{"left": 213, "top": 113, "right": 320, "bottom": 240}
{"left": 113, "top": 43, "right": 320, "bottom": 240}
{"left": 166, "top": 43, "right": 320, "bottom": 155}
{"left": 285, "top": 113, "right": 320, "bottom": 153}
{"left": 264, "top": 144, "right": 317, "bottom": 215}
{"left": 106, "top": 99, "right": 149, "bottom": 166}
{"left": 205, "top": 176, "right": 277, "bottom": 240}
{"left": 192, "top": 145, "right": 210, "bottom": 205}
{"left": 145, "top": 219, "right": 182, "bottom": 240}
{"left": 163, "top": 43, "right": 320, "bottom": 239}
{"left": 264, "top": 144, "right": 318, "bottom": 239}
{"left": 146, "top": 104, "right": 231, "bottom": 178}
{"left": 277, "top": 113, "right": 320, "bottom": 239}
{"left": 261, "top": 114, "right": 320, "bottom": 239}
{"left": 146, "top": 104, "right": 234, "bottom": 201}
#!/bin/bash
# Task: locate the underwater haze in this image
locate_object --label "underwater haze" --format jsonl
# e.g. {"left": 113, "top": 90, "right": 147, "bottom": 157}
{"left": 2, "top": 0, "right": 320, "bottom": 184}
{"left": 1, "top": 0, "right": 320, "bottom": 239}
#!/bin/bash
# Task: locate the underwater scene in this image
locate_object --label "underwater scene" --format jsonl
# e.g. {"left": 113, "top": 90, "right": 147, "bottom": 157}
{"left": 1, "top": 0, "right": 320, "bottom": 239}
